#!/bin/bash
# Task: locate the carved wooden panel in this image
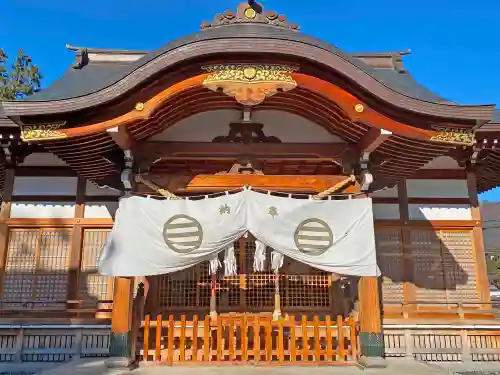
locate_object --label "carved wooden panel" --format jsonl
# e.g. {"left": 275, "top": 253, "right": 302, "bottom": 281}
{"left": 3, "top": 229, "right": 71, "bottom": 308}
{"left": 375, "top": 228, "right": 404, "bottom": 303}
{"left": 79, "top": 229, "right": 114, "bottom": 307}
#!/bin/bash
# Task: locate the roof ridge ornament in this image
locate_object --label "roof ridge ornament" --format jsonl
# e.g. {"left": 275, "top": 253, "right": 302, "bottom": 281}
{"left": 201, "top": 1, "right": 299, "bottom": 31}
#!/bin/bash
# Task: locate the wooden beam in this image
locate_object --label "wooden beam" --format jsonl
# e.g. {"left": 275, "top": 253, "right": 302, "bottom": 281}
{"left": 357, "top": 128, "right": 392, "bottom": 153}
{"left": 136, "top": 141, "right": 351, "bottom": 162}
{"left": 136, "top": 174, "right": 361, "bottom": 194}
{"left": 107, "top": 125, "right": 135, "bottom": 150}
{"left": 15, "top": 166, "right": 78, "bottom": 177}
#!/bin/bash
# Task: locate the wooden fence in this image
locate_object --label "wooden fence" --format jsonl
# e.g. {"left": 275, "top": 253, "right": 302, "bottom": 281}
{"left": 137, "top": 314, "right": 358, "bottom": 365}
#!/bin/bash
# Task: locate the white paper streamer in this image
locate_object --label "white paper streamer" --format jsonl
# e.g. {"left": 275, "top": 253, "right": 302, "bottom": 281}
{"left": 271, "top": 250, "right": 284, "bottom": 274}
{"left": 253, "top": 239, "right": 267, "bottom": 272}
{"left": 209, "top": 255, "right": 221, "bottom": 275}
{"left": 223, "top": 244, "right": 237, "bottom": 277}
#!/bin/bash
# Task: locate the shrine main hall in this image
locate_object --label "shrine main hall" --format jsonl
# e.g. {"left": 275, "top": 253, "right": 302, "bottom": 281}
{"left": 0, "top": 0, "right": 500, "bottom": 369}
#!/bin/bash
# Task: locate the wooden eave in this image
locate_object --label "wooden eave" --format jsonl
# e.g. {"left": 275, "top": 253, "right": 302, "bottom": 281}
{"left": 6, "top": 78, "right": 470, "bottom": 191}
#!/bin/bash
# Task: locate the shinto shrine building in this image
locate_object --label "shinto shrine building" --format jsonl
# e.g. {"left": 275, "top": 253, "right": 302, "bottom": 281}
{"left": 1, "top": 0, "right": 500, "bottom": 368}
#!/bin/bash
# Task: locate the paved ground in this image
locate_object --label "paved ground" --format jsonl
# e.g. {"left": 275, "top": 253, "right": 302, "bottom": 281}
{"left": 2, "top": 358, "right": 500, "bottom": 375}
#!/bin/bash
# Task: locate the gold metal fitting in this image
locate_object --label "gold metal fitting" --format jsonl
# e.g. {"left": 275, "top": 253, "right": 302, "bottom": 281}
{"left": 354, "top": 104, "right": 365, "bottom": 113}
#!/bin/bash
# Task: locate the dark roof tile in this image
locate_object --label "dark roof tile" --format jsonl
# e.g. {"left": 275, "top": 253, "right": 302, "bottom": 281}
{"left": 492, "top": 109, "right": 500, "bottom": 123}
{"left": 0, "top": 105, "right": 17, "bottom": 127}
{"left": 24, "top": 24, "right": 449, "bottom": 104}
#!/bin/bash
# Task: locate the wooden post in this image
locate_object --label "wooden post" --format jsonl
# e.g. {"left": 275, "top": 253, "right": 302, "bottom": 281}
{"left": 467, "top": 169, "right": 491, "bottom": 304}
{"left": 67, "top": 176, "right": 86, "bottom": 303}
{"left": 398, "top": 181, "right": 416, "bottom": 305}
{"left": 358, "top": 276, "right": 386, "bottom": 366}
{"left": 272, "top": 273, "right": 281, "bottom": 321}
{"left": 109, "top": 277, "right": 134, "bottom": 359}
{"left": 0, "top": 169, "right": 14, "bottom": 300}
{"left": 210, "top": 273, "right": 217, "bottom": 321}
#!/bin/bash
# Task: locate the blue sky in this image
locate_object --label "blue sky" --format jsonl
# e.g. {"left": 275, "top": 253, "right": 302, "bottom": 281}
{"left": 1, "top": 0, "right": 499, "bottom": 199}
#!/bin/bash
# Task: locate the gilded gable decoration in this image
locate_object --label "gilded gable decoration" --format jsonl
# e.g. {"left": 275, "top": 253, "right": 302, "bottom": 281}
{"left": 201, "top": 2, "right": 300, "bottom": 30}
{"left": 202, "top": 64, "right": 298, "bottom": 106}
{"left": 20, "top": 122, "right": 68, "bottom": 142}
{"left": 430, "top": 125, "right": 475, "bottom": 147}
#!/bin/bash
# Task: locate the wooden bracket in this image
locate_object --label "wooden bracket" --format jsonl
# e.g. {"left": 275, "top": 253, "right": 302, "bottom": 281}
{"left": 357, "top": 128, "right": 392, "bottom": 154}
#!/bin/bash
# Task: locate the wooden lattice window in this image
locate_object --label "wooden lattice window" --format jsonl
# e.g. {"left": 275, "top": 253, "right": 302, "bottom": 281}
{"left": 158, "top": 238, "right": 335, "bottom": 312}
{"left": 158, "top": 262, "right": 211, "bottom": 309}
{"left": 3, "top": 228, "right": 71, "bottom": 308}
{"left": 441, "top": 230, "right": 478, "bottom": 302}
{"left": 375, "top": 227, "right": 404, "bottom": 303}
{"left": 410, "top": 229, "right": 478, "bottom": 303}
{"left": 79, "top": 229, "right": 114, "bottom": 307}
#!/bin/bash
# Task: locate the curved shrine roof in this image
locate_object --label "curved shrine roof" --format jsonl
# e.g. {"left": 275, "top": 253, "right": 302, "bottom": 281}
{"left": 0, "top": 1, "right": 499, "bottom": 195}
{"left": 24, "top": 24, "right": 449, "bottom": 105}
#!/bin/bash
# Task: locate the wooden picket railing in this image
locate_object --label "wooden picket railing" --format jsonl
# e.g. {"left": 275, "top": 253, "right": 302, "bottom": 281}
{"left": 137, "top": 314, "right": 358, "bottom": 365}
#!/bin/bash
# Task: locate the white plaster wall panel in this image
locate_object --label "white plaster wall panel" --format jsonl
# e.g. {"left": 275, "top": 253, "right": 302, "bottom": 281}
{"left": 372, "top": 204, "right": 400, "bottom": 219}
{"left": 20, "top": 153, "right": 67, "bottom": 167}
{"left": 421, "top": 156, "right": 461, "bottom": 169}
{"left": 84, "top": 202, "right": 119, "bottom": 219}
{"left": 13, "top": 177, "right": 78, "bottom": 196}
{"left": 151, "top": 109, "right": 345, "bottom": 143}
{"left": 10, "top": 203, "right": 76, "bottom": 218}
{"left": 370, "top": 186, "right": 398, "bottom": 198}
{"left": 408, "top": 204, "right": 472, "bottom": 221}
{"left": 406, "top": 179, "right": 469, "bottom": 199}
{"left": 85, "top": 181, "right": 121, "bottom": 196}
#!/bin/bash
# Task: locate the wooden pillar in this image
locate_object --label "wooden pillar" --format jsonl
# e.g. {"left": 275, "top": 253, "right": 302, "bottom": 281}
{"left": 0, "top": 169, "right": 15, "bottom": 299}
{"left": 358, "top": 276, "right": 384, "bottom": 359}
{"left": 67, "top": 176, "right": 86, "bottom": 303}
{"left": 398, "top": 181, "right": 416, "bottom": 304}
{"left": 110, "top": 276, "right": 134, "bottom": 357}
{"left": 467, "top": 169, "right": 491, "bottom": 304}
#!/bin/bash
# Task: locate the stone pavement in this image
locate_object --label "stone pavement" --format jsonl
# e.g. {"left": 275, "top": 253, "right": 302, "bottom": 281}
{"left": 2, "top": 358, "right": 500, "bottom": 375}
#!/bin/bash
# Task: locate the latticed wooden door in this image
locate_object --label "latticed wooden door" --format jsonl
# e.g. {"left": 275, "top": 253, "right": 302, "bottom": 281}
{"left": 157, "top": 237, "right": 343, "bottom": 315}
{"left": 3, "top": 228, "right": 72, "bottom": 308}
{"left": 376, "top": 227, "right": 479, "bottom": 305}
{"left": 78, "top": 229, "right": 114, "bottom": 310}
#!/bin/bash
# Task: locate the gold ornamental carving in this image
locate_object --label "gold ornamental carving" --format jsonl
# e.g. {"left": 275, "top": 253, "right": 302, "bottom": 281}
{"left": 21, "top": 122, "right": 67, "bottom": 142}
{"left": 202, "top": 64, "right": 298, "bottom": 106}
{"left": 430, "top": 125, "right": 475, "bottom": 147}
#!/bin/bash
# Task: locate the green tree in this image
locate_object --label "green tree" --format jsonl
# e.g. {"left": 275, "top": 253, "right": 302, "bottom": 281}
{"left": 0, "top": 48, "right": 42, "bottom": 100}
